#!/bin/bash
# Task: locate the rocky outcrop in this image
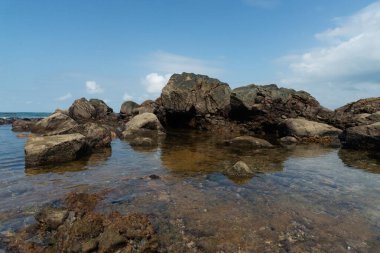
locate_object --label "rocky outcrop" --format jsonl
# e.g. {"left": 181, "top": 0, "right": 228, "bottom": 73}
{"left": 159, "top": 73, "right": 231, "bottom": 127}
{"left": 25, "top": 133, "right": 88, "bottom": 168}
{"left": 225, "top": 136, "right": 274, "bottom": 149}
{"left": 224, "top": 161, "right": 255, "bottom": 178}
{"left": 230, "top": 84, "right": 332, "bottom": 131}
{"left": 278, "top": 118, "right": 342, "bottom": 139}
{"left": 69, "top": 98, "right": 113, "bottom": 121}
{"left": 332, "top": 97, "right": 380, "bottom": 128}
{"left": 122, "top": 113, "right": 164, "bottom": 138}
{"left": 67, "top": 122, "right": 112, "bottom": 149}
{"left": 11, "top": 119, "right": 40, "bottom": 132}
{"left": 31, "top": 112, "right": 78, "bottom": 134}
{"left": 120, "top": 100, "right": 139, "bottom": 117}
{"left": 339, "top": 122, "right": 380, "bottom": 150}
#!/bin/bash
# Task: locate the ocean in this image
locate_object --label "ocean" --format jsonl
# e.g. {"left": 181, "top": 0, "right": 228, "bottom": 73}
{"left": 0, "top": 112, "right": 50, "bottom": 119}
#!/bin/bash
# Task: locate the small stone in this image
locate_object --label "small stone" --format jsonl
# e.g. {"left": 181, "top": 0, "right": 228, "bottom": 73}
{"left": 224, "top": 161, "right": 255, "bottom": 178}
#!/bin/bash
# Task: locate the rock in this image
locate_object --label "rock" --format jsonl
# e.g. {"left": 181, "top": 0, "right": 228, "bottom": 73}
{"left": 230, "top": 84, "right": 332, "bottom": 131}
{"left": 31, "top": 112, "right": 78, "bottom": 134}
{"left": 69, "top": 98, "right": 96, "bottom": 121}
{"left": 160, "top": 72, "right": 231, "bottom": 116}
{"left": 67, "top": 122, "right": 112, "bottom": 149}
{"left": 0, "top": 118, "right": 16, "bottom": 125}
{"left": 280, "top": 136, "right": 298, "bottom": 145}
{"left": 35, "top": 208, "right": 68, "bottom": 230}
{"left": 226, "top": 136, "right": 274, "bottom": 148}
{"left": 89, "top": 99, "right": 113, "bottom": 118}
{"left": 133, "top": 100, "right": 156, "bottom": 114}
{"left": 224, "top": 161, "right": 255, "bottom": 177}
{"left": 333, "top": 97, "right": 380, "bottom": 128}
{"left": 122, "top": 113, "right": 164, "bottom": 138}
{"left": 25, "top": 133, "right": 88, "bottom": 168}
{"left": 367, "top": 111, "right": 380, "bottom": 122}
{"left": 129, "top": 137, "right": 154, "bottom": 146}
{"left": 339, "top": 122, "right": 380, "bottom": 150}
{"left": 120, "top": 100, "right": 139, "bottom": 116}
{"left": 11, "top": 119, "right": 39, "bottom": 132}
{"left": 279, "top": 118, "right": 342, "bottom": 138}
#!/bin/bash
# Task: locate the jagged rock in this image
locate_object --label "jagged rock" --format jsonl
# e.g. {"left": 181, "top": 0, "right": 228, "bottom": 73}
{"left": 225, "top": 136, "right": 274, "bottom": 148}
{"left": 31, "top": 112, "right": 78, "bottom": 134}
{"left": 122, "top": 113, "right": 164, "bottom": 138}
{"left": 160, "top": 72, "right": 231, "bottom": 116}
{"left": 69, "top": 98, "right": 96, "bottom": 121}
{"left": 120, "top": 100, "right": 139, "bottom": 116}
{"left": 230, "top": 84, "right": 332, "bottom": 131}
{"left": 25, "top": 133, "right": 88, "bottom": 168}
{"left": 67, "top": 122, "right": 112, "bottom": 149}
{"left": 333, "top": 97, "right": 380, "bottom": 128}
{"left": 89, "top": 99, "right": 113, "bottom": 118}
{"left": 279, "top": 118, "right": 342, "bottom": 138}
{"left": 340, "top": 122, "right": 380, "bottom": 150}
{"left": 133, "top": 100, "right": 156, "bottom": 114}
{"left": 224, "top": 161, "right": 255, "bottom": 178}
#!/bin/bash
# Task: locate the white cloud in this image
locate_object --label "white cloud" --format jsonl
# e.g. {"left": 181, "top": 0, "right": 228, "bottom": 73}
{"left": 280, "top": 1, "right": 380, "bottom": 108}
{"left": 146, "top": 51, "right": 223, "bottom": 76}
{"left": 86, "top": 81, "right": 103, "bottom": 94}
{"left": 143, "top": 73, "right": 171, "bottom": 94}
{"left": 57, "top": 93, "right": 72, "bottom": 101}
{"left": 243, "top": 0, "right": 279, "bottom": 9}
{"left": 122, "top": 93, "right": 133, "bottom": 101}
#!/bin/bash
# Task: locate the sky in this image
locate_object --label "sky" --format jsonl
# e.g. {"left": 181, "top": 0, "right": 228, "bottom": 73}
{"left": 0, "top": 0, "right": 379, "bottom": 112}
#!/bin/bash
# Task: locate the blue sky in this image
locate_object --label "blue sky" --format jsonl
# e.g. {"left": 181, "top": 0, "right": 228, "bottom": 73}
{"left": 1, "top": 0, "right": 379, "bottom": 112}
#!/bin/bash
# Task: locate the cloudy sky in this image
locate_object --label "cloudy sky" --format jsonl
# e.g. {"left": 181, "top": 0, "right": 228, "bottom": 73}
{"left": 0, "top": 0, "right": 379, "bottom": 111}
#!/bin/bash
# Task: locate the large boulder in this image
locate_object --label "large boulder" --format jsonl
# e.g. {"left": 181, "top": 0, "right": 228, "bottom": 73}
{"left": 120, "top": 101, "right": 139, "bottom": 117}
{"left": 230, "top": 84, "right": 332, "bottom": 131}
{"left": 333, "top": 98, "right": 380, "bottom": 128}
{"left": 279, "top": 118, "right": 342, "bottom": 138}
{"left": 11, "top": 119, "right": 39, "bottom": 132}
{"left": 89, "top": 99, "right": 113, "bottom": 118}
{"left": 225, "top": 136, "right": 274, "bottom": 149}
{"left": 25, "top": 133, "right": 88, "bottom": 168}
{"left": 160, "top": 73, "right": 231, "bottom": 116}
{"left": 67, "top": 122, "right": 112, "bottom": 149}
{"left": 68, "top": 98, "right": 113, "bottom": 121}
{"left": 121, "top": 113, "right": 164, "bottom": 139}
{"left": 31, "top": 112, "right": 78, "bottom": 134}
{"left": 339, "top": 122, "right": 380, "bottom": 150}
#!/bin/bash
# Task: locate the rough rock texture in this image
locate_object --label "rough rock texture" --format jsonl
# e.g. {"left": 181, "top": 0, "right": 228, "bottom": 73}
{"left": 89, "top": 99, "right": 113, "bottom": 118}
{"left": 67, "top": 122, "right": 112, "bottom": 149}
{"left": 11, "top": 119, "right": 39, "bottom": 132}
{"left": 279, "top": 136, "right": 298, "bottom": 145}
{"left": 225, "top": 136, "right": 274, "bottom": 149}
{"left": 279, "top": 118, "right": 342, "bottom": 138}
{"left": 134, "top": 100, "right": 156, "bottom": 115}
{"left": 0, "top": 118, "right": 16, "bottom": 125}
{"left": 230, "top": 84, "right": 332, "bottom": 132}
{"left": 340, "top": 122, "right": 380, "bottom": 150}
{"left": 31, "top": 112, "right": 78, "bottom": 134}
{"left": 120, "top": 100, "right": 139, "bottom": 116}
{"left": 122, "top": 113, "right": 164, "bottom": 138}
{"left": 224, "top": 161, "right": 255, "bottom": 178}
{"left": 332, "top": 97, "right": 380, "bottom": 128}
{"left": 160, "top": 73, "right": 231, "bottom": 125}
{"left": 25, "top": 133, "right": 88, "bottom": 168}
{"left": 3, "top": 192, "right": 158, "bottom": 253}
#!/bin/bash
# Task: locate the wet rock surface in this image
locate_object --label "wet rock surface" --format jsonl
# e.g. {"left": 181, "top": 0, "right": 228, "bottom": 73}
{"left": 122, "top": 113, "right": 164, "bottom": 139}
{"left": 225, "top": 135, "right": 274, "bottom": 149}
{"left": 31, "top": 112, "right": 78, "bottom": 134}
{"left": 2, "top": 192, "right": 158, "bottom": 253}
{"left": 340, "top": 122, "right": 380, "bottom": 150}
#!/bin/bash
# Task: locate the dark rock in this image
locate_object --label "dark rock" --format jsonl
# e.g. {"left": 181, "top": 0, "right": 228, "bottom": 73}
{"left": 280, "top": 136, "right": 298, "bottom": 145}
{"left": 25, "top": 133, "right": 88, "bottom": 168}
{"left": 133, "top": 100, "right": 156, "bottom": 114}
{"left": 69, "top": 98, "right": 96, "bottom": 121}
{"left": 120, "top": 100, "right": 139, "bottom": 116}
{"left": 35, "top": 208, "right": 68, "bottom": 230}
{"left": 67, "top": 122, "right": 112, "bottom": 149}
{"left": 339, "top": 122, "right": 380, "bottom": 150}
{"left": 89, "top": 98, "right": 113, "bottom": 118}
{"left": 225, "top": 136, "right": 274, "bottom": 149}
{"left": 31, "top": 112, "right": 78, "bottom": 134}
{"left": 333, "top": 97, "right": 380, "bottom": 128}
{"left": 12, "top": 119, "right": 39, "bottom": 132}
{"left": 230, "top": 84, "right": 332, "bottom": 132}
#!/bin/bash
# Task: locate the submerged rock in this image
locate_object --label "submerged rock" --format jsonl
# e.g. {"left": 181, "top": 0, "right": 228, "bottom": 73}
{"left": 225, "top": 136, "right": 274, "bottom": 149}
{"left": 25, "top": 133, "right": 88, "bottom": 168}
{"left": 339, "top": 122, "right": 380, "bottom": 150}
{"left": 224, "top": 161, "right": 255, "bottom": 178}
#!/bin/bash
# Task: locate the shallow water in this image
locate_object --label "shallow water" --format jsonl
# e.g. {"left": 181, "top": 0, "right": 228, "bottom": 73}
{"left": 0, "top": 125, "right": 380, "bottom": 252}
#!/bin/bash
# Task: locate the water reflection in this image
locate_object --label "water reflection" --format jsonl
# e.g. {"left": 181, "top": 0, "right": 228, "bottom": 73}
{"left": 339, "top": 149, "right": 380, "bottom": 174}
{"left": 25, "top": 148, "right": 112, "bottom": 175}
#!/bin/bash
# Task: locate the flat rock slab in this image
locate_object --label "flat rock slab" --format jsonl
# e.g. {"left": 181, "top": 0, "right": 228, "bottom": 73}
{"left": 25, "top": 133, "right": 87, "bottom": 168}
{"left": 226, "top": 136, "right": 274, "bottom": 148}
{"left": 280, "top": 118, "right": 342, "bottom": 137}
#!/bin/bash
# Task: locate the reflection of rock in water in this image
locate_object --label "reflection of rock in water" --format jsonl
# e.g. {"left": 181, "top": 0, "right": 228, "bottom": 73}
{"left": 338, "top": 149, "right": 380, "bottom": 174}
{"left": 25, "top": 147, "right": 112, "bottom": 175}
